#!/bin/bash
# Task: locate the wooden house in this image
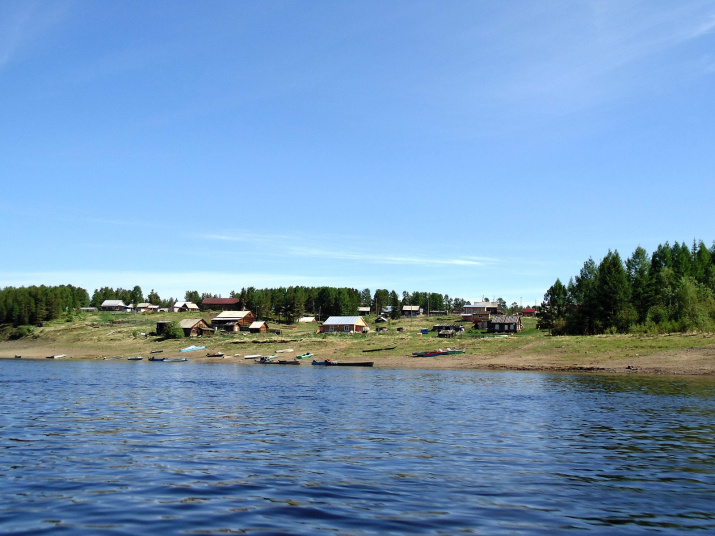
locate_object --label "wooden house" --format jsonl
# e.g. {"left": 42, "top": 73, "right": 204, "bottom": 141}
{"left": 319, "top": 316, "right": 369, "bottom": 333}
{"left": 520, "top": 308, "right": 537, "bottom": 317}
{"left": 248, "top": 321, "right": 269, "bottom": 334}
{"left": 487, "top": 315, "right": 523, "bottom": 333}
{"left": 170, "top": 301, "right": 200, "bottom": 313}
{"left": 100, "top": 299, "right": 126, "bottom": 311}
{"left": 201, "top": 297, "right": 242, "bottom": 311}
{"left": 358, "top": 307, "right": 371, "bottom": 316}
{"left": 211, "top": 310, "right": 256, "bottom": 331}
{"left": 402, "top": 305, "right": 422, "bottom": 317}
{"left": 179, "top": 319, "right": 213, "bottom": 337}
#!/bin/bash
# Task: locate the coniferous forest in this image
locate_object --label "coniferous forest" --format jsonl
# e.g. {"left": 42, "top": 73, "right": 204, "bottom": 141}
{"left": 540, "top": 240, "right": 715, "bottom": 334}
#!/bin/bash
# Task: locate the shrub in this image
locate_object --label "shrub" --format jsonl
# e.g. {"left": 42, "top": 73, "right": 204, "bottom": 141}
{"left": 162, "top": 321, "right": 184, "bottom": 339}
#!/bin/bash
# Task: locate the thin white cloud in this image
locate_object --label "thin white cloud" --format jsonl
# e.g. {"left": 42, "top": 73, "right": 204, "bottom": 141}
{"left": 287, "top": 246, "right": 496, "bottom": 267}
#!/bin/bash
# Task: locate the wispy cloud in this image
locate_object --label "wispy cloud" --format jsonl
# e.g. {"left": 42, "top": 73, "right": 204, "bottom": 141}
{"left": 287, "top": 246, "right": 496, "bottom": 267}
{"left": 0, "top": 2, "right": 70, "bottom": 68}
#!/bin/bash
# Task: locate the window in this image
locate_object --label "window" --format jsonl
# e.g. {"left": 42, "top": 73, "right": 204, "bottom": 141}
{"left": 344, "top": 326, "right": 350, "bottom": 332}
{"left": 329, "top": 326, "right": 334, "bottom": 332}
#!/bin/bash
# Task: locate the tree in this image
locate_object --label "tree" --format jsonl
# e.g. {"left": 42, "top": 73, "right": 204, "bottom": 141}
{"left": 147, "top": 289, "right": 161, "bottom": 306}
{"left": 594, "top": 250, "right": 632, "bottom": 333}
{"left": 360, "top": 288, "right": 372, "bottom": 308}
{"left": 130, "top": 286, "right": 144, "bottom": 307}
{"left": 184, "top": 290, "right": 200, "bottom": 304}
{"left": 626, "top": 246, "right": 651, "bottom": 323}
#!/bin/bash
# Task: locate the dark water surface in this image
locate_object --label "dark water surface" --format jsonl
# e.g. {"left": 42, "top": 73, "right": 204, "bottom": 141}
{"left": 1, "top": 360, "right": 714, "bottom": 534}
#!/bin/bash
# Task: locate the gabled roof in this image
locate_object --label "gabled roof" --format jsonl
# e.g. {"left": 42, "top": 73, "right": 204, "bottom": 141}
{"left": 323, "top": 316, "right": 365, "bottom": 325}
{"left": 101, "top": 300, "right": 126, "bottom": 307}
{"left": 179, "top": 319, "right": 205, "bottom": 329}
{"left": 491, "top": 315, "right": 520, "bottom": 323}
{"left": 402, "top": 305, "right": 420, "bottom": 311}
{"left": 202, "top": 298, "right": 240, "bottom": 306}
{"left": 213, "top": 310, "right": 252, "bottom": 319}
{"left": 173, "top": 301, "right": 199, "bottom": 310}
{"left": 298, "top": 316, "right": 316, "bottom": 322}
{"left": 249, "top": 321, "right": 266, "bottom": 329}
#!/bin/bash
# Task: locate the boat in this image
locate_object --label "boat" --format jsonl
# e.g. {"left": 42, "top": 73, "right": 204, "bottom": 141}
{"left": 127, "top": 356, "right": 143, "bottom": 361}
{"left": 255, "top": 356, "right": 300, "bottom": 365}
{"left": 46, "top": 354, "right": 66, "bottom": 359}
{"left": 180, "top": 345, "right": 205, "bottom": 353}
{"left": 244, "top": 354, "right": 263, "bottom": 359}
{"left": 150, "top": 350, "right": 164, "bottom": 354}
{"left": 296, "top": 352, "right": 313, "bottom": 359}
{"left": 206, "top": 351, "right": 225, "bottom": 357}
{"left": 163, "top": 357, "right": 189, "bottom": 362}
{"left": 362, "top": 346, "right": 396, "bottom": 353}
{"left": 149, "top": 356, "right": 165, "bottom": 361}
{"left": 14, "top": 355, "right": 21, "bottom": 359}
{"left": 412, "top": 348, "right": 465, "bottom": 357}
{"left": 275, "top": 348, "right": 294, "bottom": 353}
{"left": 311, "top": 359, "right": 374, "bottom": 367}
{"left": 103, "top": 355, "right": 123, "bottom": 360}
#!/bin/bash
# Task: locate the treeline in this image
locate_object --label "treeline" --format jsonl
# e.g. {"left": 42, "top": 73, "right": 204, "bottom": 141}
{"left": 0, "top": 285, "right": 90, "bottom": 326}
{"left": 541, "top": 240, "right": 715, "bottom": 334}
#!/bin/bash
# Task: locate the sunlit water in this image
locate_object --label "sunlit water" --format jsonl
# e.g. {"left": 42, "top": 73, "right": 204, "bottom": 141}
{"left": 1, "top": 360, "right": 714, "bottom": 534}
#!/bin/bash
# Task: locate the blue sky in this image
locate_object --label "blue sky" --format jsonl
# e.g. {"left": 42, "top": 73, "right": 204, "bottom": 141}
{"left": 2, "top": 1, "right": 714, "bottom": 306}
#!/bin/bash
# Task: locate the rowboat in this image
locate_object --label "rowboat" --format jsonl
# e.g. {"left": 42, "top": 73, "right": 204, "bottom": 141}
{"left": 206, "top": 352, "right": 225, "bottom": 357}
{"left": 255, "top": 356, "right": 300, "bottom": 365}
{"left": 163, "top": 357, "right": 189, "bottom": 362}
{"left": 103, "top": 355, "right": 123, "bottom": 360}
{"left": 296, "top": 352, "right": 313, "bottom": 359}
{"left": 46, "top": 354, "right": 66, "bottom": 359}
{"left": 150, "top": 350, "right": 163, "bottom": 354}
{"left": 311, "top": 359, "right": 374, "bottom": 367}
{"left": 127, "top": 356, "right": 143, "bottom": 361}
{"left": 180, "top": 345, "right": 205, "bottom": 353}
{"left": 149, "top": 356, "right": 165, "bottom": 361}
{"left": 412, "top": 348, "right": 465, "bottom": 357}
{"left": 362, "top": 346, "right": 396, "bottom": 353}
{"left": 276, "top": 348, "right": 294, "bottom": 353}
{"left": 244, "top": 354, "right": 263, "bottom": 359}
{"left": 14, "top": 355, "right": 21, "bottom": 359}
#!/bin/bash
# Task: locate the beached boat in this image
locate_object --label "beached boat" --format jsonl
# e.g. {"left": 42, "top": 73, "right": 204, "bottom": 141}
{"left": 206, "top": 351, "right": 225, "bottom": 357}
{"left": 255, "top": 356, "right": 300, "bottom": 365}
{"left": 163, "top": 357, "right": 189, "bottom": 362}
{"left": 362, "top": 346, "right": 396, "bottom": 353}
{"left": 127, "top": 356, "right": 143, "bottom": 361}
{"left": 180, "top": 345, "right": 205, "bottom": 353}
{"left": 46, "top": 354, "right": 66, "bottom": 359}
{"left": 311, "top": 359, "right": 374, "bottom": 367}
{"left": 103, "top": 355, "right": 123, "bottom": 360}
{"left": 149, "top": 356, "right": 165, "bottom": 361}
{"left": 150, "top": 350, "right": 164, "bottom": 354}
{"left": 276, "top": 348, "right": 294, "bottom": 353}
{"left": 412, "top": 348, "right": 465, "bottom": 357}
{"left": 14, "top": 355, "right": 21, "bottom": 359}
{"left": 296, "top": 352, "right": 313, "bottom": 359}
{"left": 244, "top": 354, "right": 263, "bottom": 359}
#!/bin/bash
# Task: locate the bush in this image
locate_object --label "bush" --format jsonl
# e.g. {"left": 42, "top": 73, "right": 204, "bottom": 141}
{"left": 162, "top": 321, "right": 184, "bottom": 339}
{"left": 9, "top": 325, "right": 34, "bottom": 340}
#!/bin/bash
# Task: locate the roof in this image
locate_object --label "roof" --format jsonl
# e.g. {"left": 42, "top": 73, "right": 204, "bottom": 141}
{"left": 213, "top": 310, "right": 252, "bottom": 319}
{"left": 358, "top": 307, "right": 371, "bottom": 312}
{"left": 249, "top": 321, "right": 266, "bottom": 329}
{"left": 179, "top": 319, "right": 205, "bottom": 329}
{"left": 522, "top": 308, "right": 536, "bottom": 313}
{"left": 298, "top": 316, "right": 316, "bottom": 322}
{"left": 101, "top": 300, "right": 126, "bottom": 307}
{"left": 173, "top": 301, "right": 199, "bottom": 309}
{"left": 491, "top": 315, "right": 520, "bottom": 323}
{"left": 402, "top": 305, "right": 420, "bottom": 311}
{"left": 136, "top": 303, "right": 151, "bottom": 308}
{"left": 323, "top": 316, "right": 365, "bottom": 325}
{"left": 202, "top": 298, "right": 240, "bottom": 306}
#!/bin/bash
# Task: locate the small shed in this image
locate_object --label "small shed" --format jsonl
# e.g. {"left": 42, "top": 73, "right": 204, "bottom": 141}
{"left": 402, "top": 305, "right": 422, "bottom": 317}
{"left": 358, "top": 307, "right": 371, "bottom": 316}
{"left": 298, "top": 316, "right": 316, "bottom": 323}
{"left": 249, "top": 321, "right": 269, "bottom": 334}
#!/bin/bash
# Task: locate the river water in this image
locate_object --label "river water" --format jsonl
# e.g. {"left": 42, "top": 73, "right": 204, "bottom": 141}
{"left": 1, "top": 359, "right": 713, "bottom": 534}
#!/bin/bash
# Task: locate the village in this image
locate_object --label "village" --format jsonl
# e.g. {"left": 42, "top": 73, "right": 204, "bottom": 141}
{"left": 88, "top": 297, "right": 537, "bottom": 339}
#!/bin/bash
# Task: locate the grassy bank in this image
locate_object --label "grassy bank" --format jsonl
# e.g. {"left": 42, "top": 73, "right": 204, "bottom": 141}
{"left": 2, "top": 312, "right": 714, "bottom": 375}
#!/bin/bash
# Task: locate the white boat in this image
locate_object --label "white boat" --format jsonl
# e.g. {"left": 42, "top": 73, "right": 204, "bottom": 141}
{"left": 127, "top": 356, "right": 143, "bottom": 361}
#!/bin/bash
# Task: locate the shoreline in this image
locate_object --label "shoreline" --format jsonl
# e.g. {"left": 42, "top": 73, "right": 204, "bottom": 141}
{"left": 3, "top": 343, "right": 715, "bottom": 377}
